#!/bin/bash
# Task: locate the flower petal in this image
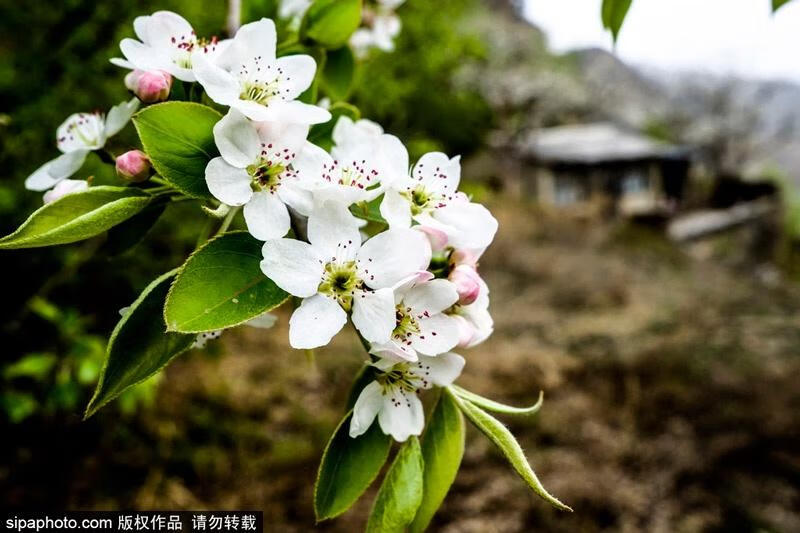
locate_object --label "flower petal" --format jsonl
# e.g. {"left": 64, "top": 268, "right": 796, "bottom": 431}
{"left": 378, "top": 389, "right": 424, "bottom": 442}
{"left": 433, "top": 200, "right": 498, "bottom": 250}
{"left": 104, "top": 98, "right": 140, "bottom": 138}
{"left": 243, "top": 190, "right": 291, "bottom": 240}
{"left": 379, "top": 188, "right": 412, "bottom": 229}
{"left": 193, "top": 54, "right": 240, "bottom": 107}
{"left": 415, "top": 352, "right": 465, "bottom": 387}
{"left": 356, "top": 228, "right": 431, "bottom": 289}
{"left": 404, "top": 279, "right": 459, "bottom": 315}
{"left": 260, "top": 238, "right": 324, "bottom": 297}
{"left": 219, "top": 18, "right": 277, "bottom": 69}
{"left": 244, "top": 312, "right": 278, "bottom": 329}
{"left": 25, "top": 151, "right": 88, "bottom": 191}
{"left": 369, "top": 340, "right": 417, "bottom": 362}
{"left": 42, "top": 179, "right": 89, "bottom": 204}
{"left": 275, "top": 55, "right": 317, "bottom": 99}
{"left": 352, "top": 288, "right": 395, "bottom": 344}
{"left": 377, "top": 134, "right": 409, "bottom": 186}
{"left": 205, "top": 157, "right": 253, "bottom": 206}
{"left": 213, "top": 108, "right": 260, "bottom": 168}
{"left": 270, "top": 100, "right": 332, "bottom": 125}
{"left": 412, "top": 152, "right": 460, "bottom": 195}
{"left": 119, "top": 38, "right": 163, "bottom": 72}
{"left": 277, "top": 183, "right": 314, "bottom": 216}
{"left": 349, "top": 381, "right": 383, "bottom": 438}
{"left": 307, "top": 201, "right": 361, "bottom": 258}
{"left": 410, "top": 314, "right": 460, "bottom": 356}
{"left": 289, "top": 294, "right": 346, "bottom": 349}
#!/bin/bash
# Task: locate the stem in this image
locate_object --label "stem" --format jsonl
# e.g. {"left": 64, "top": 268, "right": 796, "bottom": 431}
{"left": 227, "top": 0, "right": 241, "bottom": 36}
{"left": 150, "top": 176, "right": 169, "bottom": 186}
{"left": 215, "top": 205, "right": 240, "bottom": 235}
{"left": 195, "top": 217, "right": 215, "bottom": 248}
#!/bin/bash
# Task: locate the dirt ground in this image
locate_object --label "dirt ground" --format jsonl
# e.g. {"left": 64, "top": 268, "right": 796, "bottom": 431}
{"left": 4, "top": 197, "right": 800, "bottom": 532}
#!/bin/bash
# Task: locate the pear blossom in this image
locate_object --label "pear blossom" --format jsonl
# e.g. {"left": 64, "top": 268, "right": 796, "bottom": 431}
{"left": 369, "top": 278, "right": 461, "bottom": 362}
{"left": 349, "top": 351, "right": 465, "bottom": 441}
{"left": 193, "top": 18, "right": 330, "bottom": 124}
{"left": 205, "top": 109, "right": 314, "bottom": 240}
{"left": 25, "top": 99, "right": 140, "bottom": 192}
{"left": 292, "top": 117, "right": 406, "bottom": 206}
{"left": 380, "top": 151, "right": 499, "bottom": 249}
{"left": 260, "top": 202, "right": 431, "bottom": 349}
{"left": 350, "top": 0, "right": 406, "bottom": 58}
{"left": 112, "top": 11, "right": 227, "bottom": 82}
{"left": 42, "top": 179, "right": 89, "bottom": 204}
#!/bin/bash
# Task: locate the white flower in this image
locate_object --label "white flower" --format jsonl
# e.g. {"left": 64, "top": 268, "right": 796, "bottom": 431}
{"left": 369, "top": 278, "right": 461, "bottom": 362}
{"left": 193, "top": 18, "right": 330, "bottom": 125}
{"left": 112, "top": 11, "right": 228, "bottom": 82}
{"left": 42, "top": 179, "right": 89, "bottom": 204}
{"left": 205, "top": 108, "right": 314, "bottom": 240}
{"left": 380, "top": 151, "right": 498, "bottom": 250}
{"left": 349, "top": 351, "right": 465, "bottom": 441}
{"left": 450, "top": 274, "right": 493, "bottom": 348}
{"left": 260, "top": 202, "right": 431, "bottom": 349}
{"left": 292, "top": 117, "right": 406, "bottom": 206}
{"left": 350, "top": 13, "right": 402, "bottom": 58}
{"left": 25, "top": 99, "right": 140, "bottom": 192}
{"left": 279, "top": 0, "right": 312, "bottom": 21}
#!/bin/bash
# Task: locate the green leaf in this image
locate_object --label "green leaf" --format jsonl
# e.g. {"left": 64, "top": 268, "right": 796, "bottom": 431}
{"left": 301, "top": 0, "right": 362, "bottom": 49}
{"left": 84, "top": 270, "right": 195, "bottom": 418}
{"left": 346, "top": 364, "right": 377, "bottom": 411}
{"left": 773, "top": 0, "right": 794, "bottom": 12}
{"left": 448, "top": 388, "right": 572, "bottom": 512}
{"left": 103, "top": 199, "right": 167, "bottom": 256}
{"left": 0, "top": 186, "right": 152, "bottom": 249}
{"left": 133, "top": 102, "right": 221, "bottom": 199}
{"left": 308, "top": 102, "right": 361, "bottom": 151}
{"left": 164, "top": 231, "right": 289, "bottom": 333}
{"left": 315, "top": 412, "right": 392, "bottom": 521}
{"left": 451, "top": 385, "right": 544, "bottom": 416}
{"left": 601, "top": 0, "right": 633, "bottom": 43}
{"left": 366, "top": 436, "right": 424, "bottom": 533}
{"left": 350, "top": 194, "right": 386, "bottom": 225}
{"left": 4, "top": 353, "right": 57, "bottom": 381}
{"left": 322, "top": 46, "right": 356, "bottom": 101}
{"left": 409, "top": 393, "right": 465, "bottom": 533}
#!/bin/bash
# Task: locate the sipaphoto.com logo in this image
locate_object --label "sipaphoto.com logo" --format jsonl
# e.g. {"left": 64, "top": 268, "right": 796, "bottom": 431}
{"left": 5, "top": 514, "right": 112, "bottom": 532}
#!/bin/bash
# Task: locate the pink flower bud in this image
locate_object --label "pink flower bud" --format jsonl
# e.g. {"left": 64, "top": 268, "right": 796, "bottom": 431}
{"left": 416, "top": 226, "right": 448, "bottom": 251}
{"left": 116, "top": 150, "right": 152, "bottom": 182}
{"left": 125, "top": 69, "right": 172, "bottom": 103}
{"left": 452, "top": 315, "right": 477, "bottom": 348}
{"left": 449, "top": 264, "right": 481, "bottom": 305}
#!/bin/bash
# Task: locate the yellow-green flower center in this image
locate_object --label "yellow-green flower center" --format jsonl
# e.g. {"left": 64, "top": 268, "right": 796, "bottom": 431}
{"left": 318, "top": 261, "right": 360, "bottom": 311}
{"left": 247, "top": 160, "right": 286, "bottom": 192}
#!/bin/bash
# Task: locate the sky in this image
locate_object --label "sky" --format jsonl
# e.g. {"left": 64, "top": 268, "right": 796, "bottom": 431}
{"left": 523, "top": 0, "right": 800, "bottom": 83}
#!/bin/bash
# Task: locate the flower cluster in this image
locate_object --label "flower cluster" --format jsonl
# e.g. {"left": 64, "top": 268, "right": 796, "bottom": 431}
{"left": 24, "top": 10, "right": 498, "bottom": 445}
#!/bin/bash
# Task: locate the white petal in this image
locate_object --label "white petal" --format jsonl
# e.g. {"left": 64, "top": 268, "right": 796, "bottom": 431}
{"left": 260, "top": 238, "right": 324, "bottom": 297}
{"left": 272, "top": 100, "right": 332, "bottom": 125}
{"left": 351, "top": 288, "right": 395, "bottom": 344}
{"left": 275, "top": 55, "right": 317, "bottom": 99}
{"left": 104, "top": 98, "right": 140, "bottom": 138}
{"left": 253, "top": 121, "right": 309, "bottom": 159}
{"left": 244, "top": 312, "right": 278, "bottom": 329}
{"left": 377, "top": 134, "right": 409, "bottom": 186}
{"left": 415, "top": 352, "right": 465, "bottom": 387}
{"left": 25, "top": 150, "right": 88, "bottom": 191}
{"left": 110, "top": 57, "right": 134, "bottom": 69}
{"left": 213, "top": 108, "right": 260, "bottom": 167}
{"left": 205, "top": 157, "right": 253, "bottom": 206}
{"left": 56, "top": 113, "right": 105, "bottom": 152}
{"left": 289, "top": 294, "right": 346, "bottom": 349}
{"left": 349, "top": 381, "right": 383, "bottom": 437}
{"left": 307, "top": 201, "right": 361, "bottom": 257}
{"left": 193, "top": 54, "right": 240, "bottom": 106}
{"left": 356, "top": 228, "right": 431, "bottom": 289}
{"left": 378, "top": 389, "right": 424, "bottom": 442}
{"left": 409, "top": 314, "right": 460, "bottom": 356}
{"left": 404, "top": 279, "right": 458, "bottom": 315}
{"left": 369, "top": 340, "right": 417, "bottom": 362}
{"left": 277, "top": 183, "right": 314, "bottom": 216}
{"left": 243, "top": 191, "right": 291, "bottom": 240}
{"left": 379, "top": 188, "right": 412, "bottom": 229}
{"left": 292, "top": 141, "right": 332, "bottom": 186}
{"left": 433, "top": 200, "right": 498, "bottom": 249}
{"left": 42, "top": 179, "right": 89, "bottom": 204}
{"left": 226, "top": 18, "right": 277, "bottom": 66}
{"left": 119, "top": 38, "right": 163, "bottom": 71}
{"left": 412, "top": 152, "right": 461, "bottom": 195}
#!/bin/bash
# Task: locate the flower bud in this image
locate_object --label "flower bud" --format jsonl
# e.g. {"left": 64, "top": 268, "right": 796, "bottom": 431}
{"left": 449, "top": 264, "right": 481, "bottom": 305}
{"left": 452, "top": 315, "right": 477, "bottom": 348}
{"left": 43, "top": 179, "right": 88, "bottom": 204}
{"left": 116, "top": 150, "right": 152, "bottom": 182}
{"left": 125, "top": 69, "right": 172, "bottom": 103}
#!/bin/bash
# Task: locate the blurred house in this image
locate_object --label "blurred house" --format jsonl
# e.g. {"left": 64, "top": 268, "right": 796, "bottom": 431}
{"left": 517, "top": 122, "right": 690, "bottom": 216}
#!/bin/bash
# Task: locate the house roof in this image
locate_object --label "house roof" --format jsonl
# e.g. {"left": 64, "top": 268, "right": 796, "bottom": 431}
{"left": 519, "top": 122, "right": 689, "bottom": 164}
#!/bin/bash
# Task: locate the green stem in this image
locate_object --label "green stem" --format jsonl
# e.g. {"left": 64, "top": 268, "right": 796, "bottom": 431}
{"left": 215, "top": 205, "right": 240, "bottom": 235}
